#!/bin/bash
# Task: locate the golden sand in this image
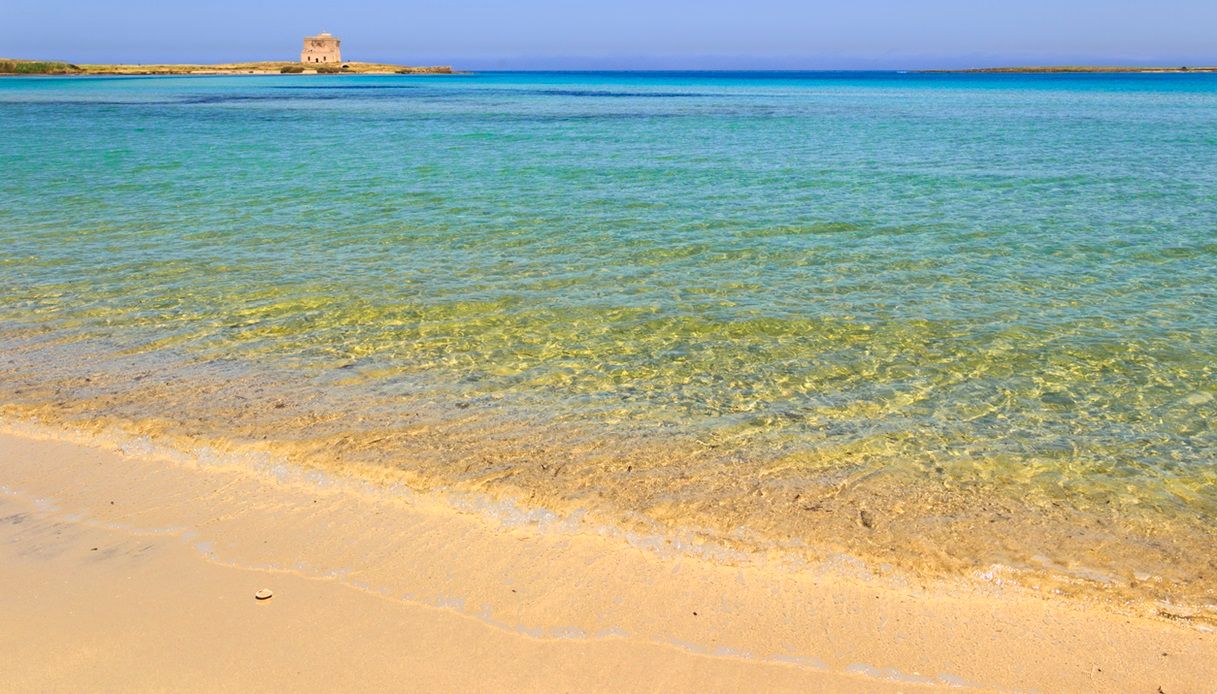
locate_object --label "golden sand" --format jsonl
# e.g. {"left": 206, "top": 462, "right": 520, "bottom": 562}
{"left": 1, "top": 422, "right": 1213, "bottom": 692}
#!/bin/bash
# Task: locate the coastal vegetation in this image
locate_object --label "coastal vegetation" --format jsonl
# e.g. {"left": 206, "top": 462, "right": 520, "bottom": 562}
{"left": 0, "top": 59, "right": 82, "bottom": 74}
{"left": 1, "top": 59, "right": 454, "bottom": 75}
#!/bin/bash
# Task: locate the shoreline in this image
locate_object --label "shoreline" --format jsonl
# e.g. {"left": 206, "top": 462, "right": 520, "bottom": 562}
{"left": 3, "top": 331, "right": 1214, "bottom": 620}
{"left": 1, "top": 417, "right": 1214, "bottom": 691}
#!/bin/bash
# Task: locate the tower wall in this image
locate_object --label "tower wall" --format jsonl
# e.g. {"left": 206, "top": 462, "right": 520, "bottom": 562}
{"left": 301, "top": 35, "right": 342, "bottom": 64}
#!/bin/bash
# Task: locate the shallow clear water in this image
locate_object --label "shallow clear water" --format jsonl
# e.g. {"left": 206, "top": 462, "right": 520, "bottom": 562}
{"left": 2, "top": 72, "right": 1215, "bottom": 608}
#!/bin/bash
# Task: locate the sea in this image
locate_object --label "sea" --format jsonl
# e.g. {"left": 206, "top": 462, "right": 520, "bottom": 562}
{"left": 2, "top": 71, "right": 1214, "bottom": 612}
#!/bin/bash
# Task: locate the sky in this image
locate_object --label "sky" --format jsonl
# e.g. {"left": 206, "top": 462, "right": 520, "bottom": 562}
{"left": 4, "top": 0, "right": 1215, "bottom": 70}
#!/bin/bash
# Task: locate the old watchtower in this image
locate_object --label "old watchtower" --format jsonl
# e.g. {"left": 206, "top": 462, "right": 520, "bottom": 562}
{"left": 301, "top": 32, "right": 342, "bottom": 64}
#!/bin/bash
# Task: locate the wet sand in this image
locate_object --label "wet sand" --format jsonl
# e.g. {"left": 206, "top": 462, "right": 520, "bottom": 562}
{"left": 1, "top": 423, "right": 1213, "bottom": 692}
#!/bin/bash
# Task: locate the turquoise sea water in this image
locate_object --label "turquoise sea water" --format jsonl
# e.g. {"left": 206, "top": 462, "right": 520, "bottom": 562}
{"left": 2, "top": 72, "right": 1215, "bottom": 607}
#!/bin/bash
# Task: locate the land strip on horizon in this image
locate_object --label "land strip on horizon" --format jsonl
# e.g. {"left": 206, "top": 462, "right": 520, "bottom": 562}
{"left": 921, "top": 65, "right": 1216, "bottom": 73}
{"left": 0, "top": 59, "right": 454, "bottom": 75}
{"left": 6, "top": 58, "right": 1217, "bottom": 76}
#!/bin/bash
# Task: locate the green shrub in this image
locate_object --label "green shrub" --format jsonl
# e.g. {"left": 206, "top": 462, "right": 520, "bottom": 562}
{"left": 280, "top": 65, "right": 305, "bottom": 73}
{"left": 0, "top": 60, "right": 78, "bottom": 74}
{"left": 316, "top": 66, "right": 340, "bottom": 74}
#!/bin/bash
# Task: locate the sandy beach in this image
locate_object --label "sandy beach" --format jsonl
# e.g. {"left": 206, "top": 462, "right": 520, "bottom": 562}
{"left": 1, "top": 421, "right": 1213, "bottom": 692}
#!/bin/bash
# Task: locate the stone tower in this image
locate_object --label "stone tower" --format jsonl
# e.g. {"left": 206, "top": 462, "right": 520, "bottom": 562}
{"left": 301, "top": 32, "right": 342, "bottom": 64}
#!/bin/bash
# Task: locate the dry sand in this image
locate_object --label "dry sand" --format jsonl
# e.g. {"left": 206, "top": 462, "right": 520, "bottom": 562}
{"left": 0, "top": 422, "right": 1213, "bottom": 692}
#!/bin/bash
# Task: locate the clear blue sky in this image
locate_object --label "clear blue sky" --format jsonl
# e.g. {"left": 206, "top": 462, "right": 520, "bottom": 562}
{"left": 5, "top": 0, "right": 1215, "bottom": 69}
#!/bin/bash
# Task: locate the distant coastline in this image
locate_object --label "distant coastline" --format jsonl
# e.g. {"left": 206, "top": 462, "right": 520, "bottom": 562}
{"left": 0, "top": 59, "right": 454, "bottom": 76}
{"left": 6, "top": 59, "right": 1214, "bottom": 76}
{"left": 922, "top": 65, "right": 1217, "bottom": 74}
